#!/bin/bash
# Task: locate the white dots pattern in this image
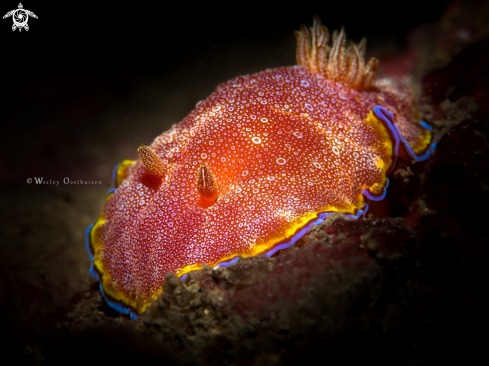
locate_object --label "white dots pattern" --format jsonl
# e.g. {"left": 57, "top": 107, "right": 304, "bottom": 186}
{"left": 97, "top": 65, "right": 418, "bottom": 312}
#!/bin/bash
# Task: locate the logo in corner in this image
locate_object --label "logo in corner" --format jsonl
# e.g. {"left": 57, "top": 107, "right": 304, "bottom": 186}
{"left": 3, "top": 3, "right": 37, "bottom": 32}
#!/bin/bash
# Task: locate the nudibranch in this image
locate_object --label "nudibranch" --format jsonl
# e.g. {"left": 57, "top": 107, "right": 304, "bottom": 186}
{"left": 86, "top": 17, "right": 434, "bottom": 318}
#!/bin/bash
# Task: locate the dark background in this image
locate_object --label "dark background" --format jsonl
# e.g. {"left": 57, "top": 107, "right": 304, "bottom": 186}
{"left": 2, "top": 0, "right": 453, "bottom": 184}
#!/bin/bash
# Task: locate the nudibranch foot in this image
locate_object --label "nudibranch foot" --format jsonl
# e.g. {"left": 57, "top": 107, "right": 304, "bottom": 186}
{"left": 85, "top": 223, "right": 99, "bottom": 281}
{"left": 99, "top": 283, "right": 138, "bottom": 320}
{"left": 113, "top": 159, "right": 136, "bottom": 188}
{"left": 86, "top": 217, "right": 141, "bottom": 319}
{"left": 362, "top": 178, "right": 390, "bottom": 202}
{"left": 264, "top": 208, "right": 367, "bottom": 258}
{"left": 181, "top": 206, "right": 368, "bottom": 282}
{"left": 373, "top": 106, "right": 433, "bottom": 163}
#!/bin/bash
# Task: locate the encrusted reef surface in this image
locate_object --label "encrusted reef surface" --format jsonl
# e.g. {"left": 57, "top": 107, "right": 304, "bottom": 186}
{"left": 2, "top": 1, "right": 489, "bottom": 365}
{"left": 57, "top": 216, "right": 416, "bottom": 364}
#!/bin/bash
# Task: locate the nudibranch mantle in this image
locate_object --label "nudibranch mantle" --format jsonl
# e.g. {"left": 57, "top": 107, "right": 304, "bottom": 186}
{"left": 87, "top": 18, "right": 433, "bottom": 317}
